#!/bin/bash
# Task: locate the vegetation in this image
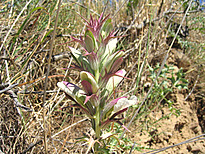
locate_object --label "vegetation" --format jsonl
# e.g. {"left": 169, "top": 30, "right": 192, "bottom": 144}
{"left": 0, "top": 0, "right": 204, "bottom": 153}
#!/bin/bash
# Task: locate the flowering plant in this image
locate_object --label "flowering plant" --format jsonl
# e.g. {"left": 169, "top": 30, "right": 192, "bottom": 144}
{"left": 57, "top": 13, "right": 138, "bottom": 152}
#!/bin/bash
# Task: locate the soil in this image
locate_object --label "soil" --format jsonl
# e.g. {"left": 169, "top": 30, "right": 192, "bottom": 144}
{"left": 129, "top": 93, "right": 205, "bottom": 154}
{"left": 127, "top": 48, "right": 205, "bottom": 154}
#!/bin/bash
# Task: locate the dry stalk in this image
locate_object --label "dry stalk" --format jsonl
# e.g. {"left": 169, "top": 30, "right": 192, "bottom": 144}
{"left": 42, "top": 0, "right": 61, "bottom": 153}
{"left": 0, "top": 0, "right": 33, "bottom": 52}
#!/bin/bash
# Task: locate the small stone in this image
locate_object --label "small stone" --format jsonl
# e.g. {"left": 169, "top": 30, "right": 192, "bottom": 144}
{"left": 190, "top": 122, "right": 198, "bottom": 130}
{"left": 163, "top": 132, "right": 172, "bottom": 138}
{"left": 191, "top": 145, "right": 201, "bottom": 152}
{"left": 190, "top": 123, "right": 201, "bottom": 133}
{"left": 187, "top": 144, "right": 192, "bottom": 151}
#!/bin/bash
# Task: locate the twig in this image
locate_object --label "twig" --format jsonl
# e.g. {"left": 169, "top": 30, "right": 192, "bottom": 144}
{"left": 21, "top": 140, "right": 43, "bottom": 154}
{"left": 129, "top": 142, "right": 136, "bottom": 154}
{"left": 185, "top": 74, "right": 199, "bottom": 101}
{"left": 4, "top": 50, "right": 11, "bottom": 91}
{"left": 157, "top": 0, "right": 164, "bottom": 16}
{"left": 0, "top": 56, "right": 13, "bottom": 60}
{"left": 0, "top": 75, "right": 64, "bottom": 94}
{"left": 0, "top": 83, "right": 19, "bottom": 94}
{"left": 8, "top": 0, "right": 14, "bottom": 19}
{"left": 8, "top": 90, "right": 32, "bottom": 111}
{"left": 18, "top": 90, "right": 59, "bottom": 94}
{"left": 164, "top": 9, "right": 203, "bottom": 14}
{"left": 6, "top": 90, "right": 32, "bottom": 120}
{"left": 143, "top": 134, "right": 205, "bottom": 154}
{"left": 42, "top": 0, "right": 61, "bottom": 153}
{"left": 47, "top": 52, "right": 70, "bottom": 62}
{"left": 51, "top": 118, "right": 88, "bottom": 138}
{"left": 0, "top": 82, "right": 10, "bottom": 90}
{"left": 112, "top": 0, "right": 129, "bottom": 18}
{"left": 0, "top": 0, "right": 33, "bottom": 52}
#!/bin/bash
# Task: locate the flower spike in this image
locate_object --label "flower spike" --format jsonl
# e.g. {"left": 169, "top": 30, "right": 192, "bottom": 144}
{"left": 57, "top": 13, "right": 138, "bottom": 152}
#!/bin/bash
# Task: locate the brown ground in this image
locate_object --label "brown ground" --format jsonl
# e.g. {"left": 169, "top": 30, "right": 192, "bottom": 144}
{"left": 130, "top": 93, "right": 205, "bottom": 154}
{"left": 126, "top": 48, "right": 205, "bottom": 154}
{"left": 0, "top": 1, "right": 205, "bottom": 153}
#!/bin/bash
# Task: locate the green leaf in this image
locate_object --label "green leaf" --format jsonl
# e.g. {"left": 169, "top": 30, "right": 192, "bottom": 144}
{"left": 42, "top": 29, "right": 53, "bottom": 43}
{"left": 85, "top": 35, "right": 95, "bottom": 52}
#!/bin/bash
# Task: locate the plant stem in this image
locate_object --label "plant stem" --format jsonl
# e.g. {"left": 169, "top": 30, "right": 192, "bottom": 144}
{"left": 95, "top": 106, "right": 100, "bottom": 138}
{"left": 43, "top": 0, "right": 61, "bottom": 153}
{"left": 94, "top": 105, "right": 100, "bottom": 151}
{"left": 95, "top": 69, "right": 100, "bottom": 83}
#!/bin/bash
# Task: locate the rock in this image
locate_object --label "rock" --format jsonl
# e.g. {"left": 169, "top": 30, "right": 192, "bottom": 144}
{"left": 190, "top": 122, "right": 200, "bottom": 134}
{"left": 163, "top": 132, "right": 173, "bottom": 140}
{"left": 187, "top": 143, "right": 205, "bottom": 153}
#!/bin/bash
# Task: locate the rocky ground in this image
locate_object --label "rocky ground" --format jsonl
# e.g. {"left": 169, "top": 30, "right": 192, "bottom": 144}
{"left": 128, "top": 49, "right": 205, "bottom": 154}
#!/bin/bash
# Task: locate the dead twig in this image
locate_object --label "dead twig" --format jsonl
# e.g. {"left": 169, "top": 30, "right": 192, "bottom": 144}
{"left": 143, "top": 134, "right": 205, "bottom": 154}
{"left": 21, "top": 140, "right": 43, "bottom": 154}
{"left": 42, "top": 0, "right": 61, "bottom": 153}
{"left": 18, "top": 90, "right": 58, "bottom": 95}
{"left": 4, "top": 90, "right": 32, "bottom": 120}
{"left": 0, "top": 83, "right": 19, "bottom": 94}
{"left": 185, "top": 74, "right": 199, "bottom": 101}
{"left": 6, "top": 90, "right": 32, "bottom": 111}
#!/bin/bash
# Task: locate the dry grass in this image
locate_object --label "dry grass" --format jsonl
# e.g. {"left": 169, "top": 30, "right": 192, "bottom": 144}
{"left": 0, "top": 0, "right": 204, "bottom": 153}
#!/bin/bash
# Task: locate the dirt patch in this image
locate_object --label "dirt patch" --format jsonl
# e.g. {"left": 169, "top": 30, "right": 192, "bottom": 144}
{"left": 129, "top": 92, "right": 205, "bottom": 153}
{"left": 126, "top": 47, "right": 205, "bottom": 153}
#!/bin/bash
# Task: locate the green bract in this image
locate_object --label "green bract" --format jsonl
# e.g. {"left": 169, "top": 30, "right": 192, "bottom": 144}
{"left": 80, "top": 71, "right": 99, "bottom": 94}
{"left": 105, "top": 69, "right": 126, "bottom": 94}
{"left": 104, "top": 38, "right": 118, "bottom": 56}
{"left": 57, "top": 81, "right": 85, "bottom": 102}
